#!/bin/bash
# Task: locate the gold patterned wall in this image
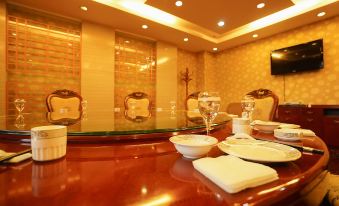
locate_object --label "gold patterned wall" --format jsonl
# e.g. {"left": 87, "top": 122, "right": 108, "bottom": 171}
{"left": 6, "top": 5, "right": 81, "bottom": 114}
{"left": 211, "top": 16, "right": 339, "bottom": 110}
{"left": 177, "top": 49, "right": 199, "bottom": 110}
{"left": 114, "top": 33, "right": 156, "bottom": 109}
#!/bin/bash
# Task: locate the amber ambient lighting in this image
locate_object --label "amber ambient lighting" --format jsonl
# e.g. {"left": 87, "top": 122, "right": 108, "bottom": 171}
{"left": 217, "top": 21, "right": 225, "bottom": 27}
{"left": 142, "top": 24, "right": 148, "bottom": 29}
{"left": 257, "top": 3, "right": 265, "bottom": 9}
{"left": 175, "top": 1, "right": 183, "bottom": 7}
{"left": 183, "top": 37, "right": 188, "bottom": 42}
{"left": 252, "top": 34, "right": 258, "bottom": 38}
{"left": 139, "top": 194, "right": 172, "bottom": 206}
{"left": 93, "top": 0, "right": 337, "bottom": 44}
{"left": 80, "top": 6, "right": 88, "bottom": 11}
{"left": 317, "top": 11, "right": 326, "bottom": 17}
{"left": 271, "top": 52, "right": 283, "bottom": 59}
{"left": 213, "top": 47, "right": 218, "bottom": 51}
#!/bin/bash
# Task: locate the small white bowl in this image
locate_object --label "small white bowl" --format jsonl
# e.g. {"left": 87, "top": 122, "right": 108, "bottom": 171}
{"left": 252, "top": 121, "right": 280, "bottom": 133}
{"left": 169, "top": 135, "right": 218, "bottom": 159}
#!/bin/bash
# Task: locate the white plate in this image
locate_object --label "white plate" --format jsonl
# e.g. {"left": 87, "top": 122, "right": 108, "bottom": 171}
{"left": 218, "top": 140, "right": 301, "bottom": 163}
{"left": 251, "top": 120, "right": 280, "bottom": 133}
{"left": 274, "top": 128, "right": 315, "bottom": 141}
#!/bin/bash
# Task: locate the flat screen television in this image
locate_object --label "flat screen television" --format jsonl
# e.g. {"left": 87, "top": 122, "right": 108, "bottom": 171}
{"left": 270, "top": 39, "right": 324, "bottom": 75}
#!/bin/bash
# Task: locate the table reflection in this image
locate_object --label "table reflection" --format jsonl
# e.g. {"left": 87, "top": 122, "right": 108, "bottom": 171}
{"left": 0, "top": 110, "right": 231, "bottom": 141}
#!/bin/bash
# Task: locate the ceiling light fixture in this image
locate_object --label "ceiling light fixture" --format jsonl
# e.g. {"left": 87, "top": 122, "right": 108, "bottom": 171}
{"left": 213, "top": 47, "right": 218, "bottom": 51}
{"left": 175, "top": 1, "right": 183, "bottom": 7}
{"left": 257, "top": 3, "right": 265, "bottom": 9}
{"left": 317, "top": 11, "right": 326, "bottom": 17}
{"left": 252, "top": 34, "right": 258, "bottom": 38}
{"left": 183, "top": 37, "right": 188, "bottom": 42}
{"left": 217, "top": 21, "right": 225, "bottom": 27}
{"left": 142, "top": 24, "right": 148, "bottom": 29}
{"left": 80, "top": 6, "right": 88, "bottom": 11}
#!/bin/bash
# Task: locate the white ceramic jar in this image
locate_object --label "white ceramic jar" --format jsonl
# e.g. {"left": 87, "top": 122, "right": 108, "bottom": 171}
{"left": 31, "top": 125, "right": 67, "bottom": 161}
{"left": 232, "top": 117, "right": 251, "bottom": 134}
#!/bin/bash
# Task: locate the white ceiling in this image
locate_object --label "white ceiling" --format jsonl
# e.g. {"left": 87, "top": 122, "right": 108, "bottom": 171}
{"left": 7, "top": 0, "right": 339, "bottom": 52}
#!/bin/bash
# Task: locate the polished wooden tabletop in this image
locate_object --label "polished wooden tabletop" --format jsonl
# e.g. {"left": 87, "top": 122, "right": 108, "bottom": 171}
{"left": 0, "top": 124, "right": 329, "bottom": 206}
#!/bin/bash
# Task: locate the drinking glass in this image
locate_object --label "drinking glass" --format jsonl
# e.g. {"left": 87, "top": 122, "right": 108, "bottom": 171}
{"left": 198, "top": 92, "right": 221, "bottom": 136}
{"left": 241, "top": 95, "right": 255, "bottom": 121}
{"left": 14, "top": 99, "right": 26, "bottom": 114}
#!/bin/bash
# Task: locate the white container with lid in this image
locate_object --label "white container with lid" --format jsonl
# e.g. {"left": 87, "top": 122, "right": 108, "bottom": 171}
{"left": 31, "top": 125, "right": 67, "bottom": 161}
{"left": 232, "top": 117, "right": 251, "bottom": 134}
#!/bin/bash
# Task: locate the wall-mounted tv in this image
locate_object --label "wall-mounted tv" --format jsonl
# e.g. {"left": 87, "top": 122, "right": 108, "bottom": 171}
{"left": 270, "top": 39, "right": 324, "bottom": 75}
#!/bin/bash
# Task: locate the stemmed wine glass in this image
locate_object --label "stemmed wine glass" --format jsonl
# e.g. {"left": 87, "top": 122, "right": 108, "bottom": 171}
{"left": 198, "top": 91, "right": 221, "bottom": 136}
{"left": 241, "top": 95, "right": 255, "bottom": 122}
{"left": 14, "top": 99, "right": 26, "bottom": 114}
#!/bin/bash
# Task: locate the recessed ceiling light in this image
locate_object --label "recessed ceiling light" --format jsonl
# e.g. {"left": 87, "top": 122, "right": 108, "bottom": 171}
{"left": 183, "top": 37, "right": 188, "bottom": 42}
{"left": 80, "top": 6, "right": 88, "bottom": 11}
{"left": 175, "top": 1, "right": 183, "bottom": 7}
{"left": 252, "top": 34, "right": 258, "bottom": 38}
{"left": 213, "top": 47, "right": 218, "bottom": 51}
{"left": 142, "top": 24, "right": 148, "bottom": 29}
{"left": 257, "top": 3, "right": 265, "bottom": 9}
{"left": 217, "top": 21, "right": 225, "bottom": 27}
{"left": 317, "top": 12, "right": 326, "bottom": 17}
{"left": 125, "top": 40, "right": 130, "bottom": 43}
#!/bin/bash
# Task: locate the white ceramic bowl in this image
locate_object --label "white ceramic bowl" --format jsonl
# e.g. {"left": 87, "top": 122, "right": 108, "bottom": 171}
{"left": 252, "top": 121, "right": 280, "bottom": 133}
{"left": 169, "top": 135, "right": 218, "bottom": 159}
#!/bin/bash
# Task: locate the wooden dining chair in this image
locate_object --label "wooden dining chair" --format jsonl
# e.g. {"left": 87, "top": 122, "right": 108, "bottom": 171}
{"left": 246, "top": 88, "right": 279, "bottom": 121}
{"left": 46, "top": 89, "right": 83, "bottom": 112}
{"left": 124, "top": 92, "right": 151, "bottom": 121}
{"left": 46, "top": 111, "right": 82, "bottom": 126}
{"left": 185, "top": 91, "right": 200, "bottom": 111}
{"left": 124, "top": 92, "right": 151, "bottom": 110}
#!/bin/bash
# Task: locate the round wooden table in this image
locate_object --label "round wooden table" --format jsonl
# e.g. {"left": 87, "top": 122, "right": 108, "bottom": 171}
{"left": 0, "top": 122, "right": 329, "bottom": 205}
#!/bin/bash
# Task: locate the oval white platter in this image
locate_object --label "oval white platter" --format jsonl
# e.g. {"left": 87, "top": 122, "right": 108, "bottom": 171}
{"left": 218, "top": 140, "right": 301, "bottom": 163}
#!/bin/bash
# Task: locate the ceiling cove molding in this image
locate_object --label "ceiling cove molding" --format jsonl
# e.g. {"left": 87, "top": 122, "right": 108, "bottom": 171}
{"left": 94, "top": 0, "right": 337, "bottom": 44}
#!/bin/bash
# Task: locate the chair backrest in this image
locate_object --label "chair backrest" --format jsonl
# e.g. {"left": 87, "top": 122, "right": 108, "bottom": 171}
{"left": 124, "top": 92, "right": 151, "bottom": 111}
{"left": 124, "top": 92, "right": 151, "bottom": 122}
{"left": 46, "top": 89, "right": 83, "bottom": 112}
{"left": 185, "top": 92, "right": 200, "bottom": 111}
{"left": 46, "top": 111, "right": 82, "bottom": 126}
{"left": 246, "top": 88, "right": 279, "bottom": 121}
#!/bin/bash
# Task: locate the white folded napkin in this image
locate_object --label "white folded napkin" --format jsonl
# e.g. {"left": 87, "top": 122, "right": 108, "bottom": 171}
{"left": 193, "top": 155, "right": 278, "bottom": 193}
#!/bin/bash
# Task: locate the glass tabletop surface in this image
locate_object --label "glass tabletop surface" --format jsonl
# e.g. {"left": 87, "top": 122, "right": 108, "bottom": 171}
{"left": 0, "top": 110, "right": 232, "bottom": 136}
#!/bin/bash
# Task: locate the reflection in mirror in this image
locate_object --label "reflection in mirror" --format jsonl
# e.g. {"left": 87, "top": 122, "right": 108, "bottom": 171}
{"left": 46, "top": 111, "right": 82, "bottom": 126}
{"left": 15, "top": 114, "right": 25, "bottom": 128}
{"left": 124, "top": 110, "right": 151, "bottom": 123}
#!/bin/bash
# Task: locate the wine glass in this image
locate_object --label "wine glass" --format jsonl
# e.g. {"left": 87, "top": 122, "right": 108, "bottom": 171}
{"left": 14, "top": 99, "right": 26, "bottom": 114}
{"left": 198, "top": 92, "right": 221, "bottom": 136}
{"left": 241, "top": 95, "right": 255, "bottom": 121}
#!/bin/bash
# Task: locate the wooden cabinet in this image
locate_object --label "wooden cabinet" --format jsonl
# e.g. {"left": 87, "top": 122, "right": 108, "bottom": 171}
{"left": 276, "top": 105, "right": 339, "bottom": 147}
